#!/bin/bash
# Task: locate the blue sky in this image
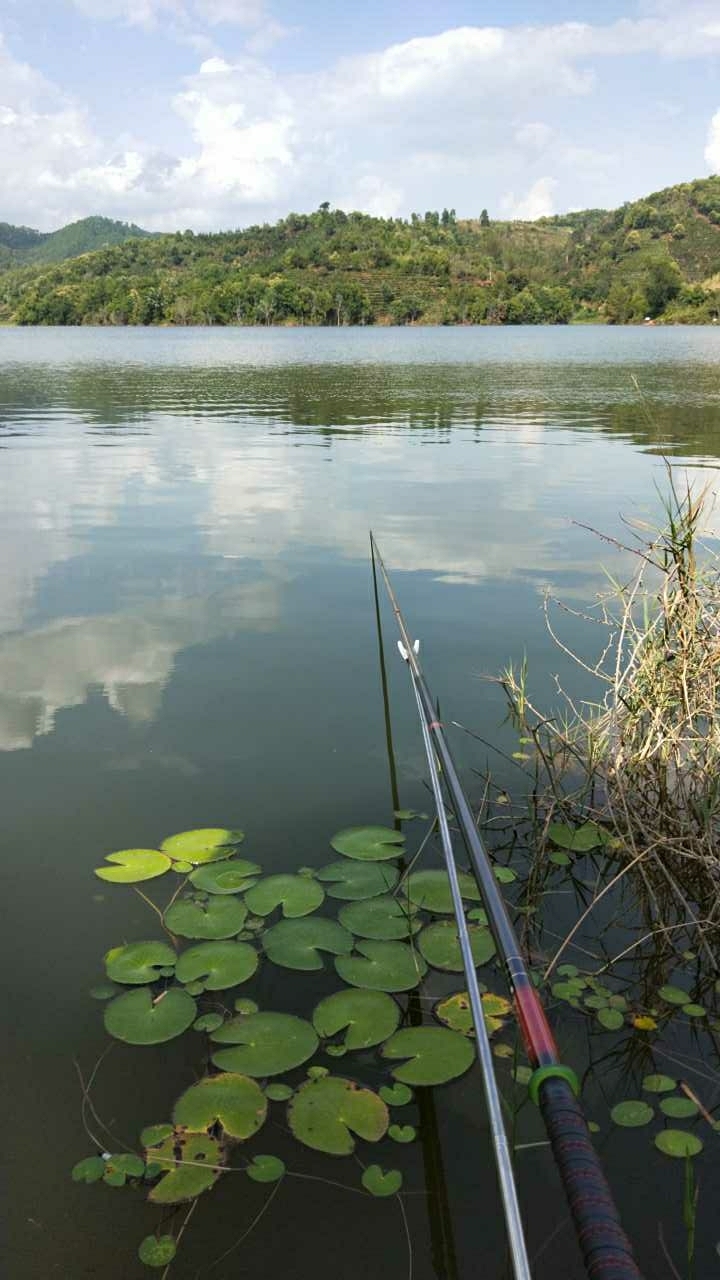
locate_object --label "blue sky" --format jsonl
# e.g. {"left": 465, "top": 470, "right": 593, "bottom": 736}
{"left": 0, "top": 0, "right": 718, "bottom": 231}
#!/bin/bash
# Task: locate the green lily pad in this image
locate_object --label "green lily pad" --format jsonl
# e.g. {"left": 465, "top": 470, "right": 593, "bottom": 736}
{"left": 393, "top": 809, "right": 427, "bottom": 821}
{"left": 235, "top": 997, "right": 259, "bottom": 1014}
{"left": 288, "top": 1075, "right": 388, "bottom": 1154}
{"left": 173, "top": 861, "right": 193, "bottom": 874}
{"left": 104, "top": 1154, "right": 145, "bottom": 1187}
{"left": 379, "top": 1083, "right": 413, "bottom": 1107}
{"left": 175, "top": 941, "right": 258, "bottom": 991}
{"left": 326, "top": 1044, "right": 347, "bottom": 1058}
{"left": 362, "top": 1165, "right": 402, "bottom": 1196}
{"left": 89, "top": 983, "right": 120, "bottom": 1001}
{"left": 312, "top": 989, "right": 400, "bottom": 1050}
{"left": 381, "top": 1026, "right": 474, "bottom": 1085}
{"left": 173, "top": 1073, "right": 267, "bottom": 1140}
{"left": 104, "top": 987, "right": 196, "bottom": 1045}
{"left": 549, "top": 851, "right": 571, "bottom": 866}
{"left": 335, "top": 940, "right": 427, "bottom": 992}
{"left": 189, "top": 860, "right": 261, "bottom": 894}
{"left": 105, "top": 940, "right": 177, "bottom": 985}
{"left": 660, "top": 1097, "right": 699, "bottom": 1119}
{"left": 584, "top": 994, "right": 609, "bottom": 1010}
{"left": 654, "top": 1130, "right": 703, "bottom": 1158}
{"left": 330, "top": 826, "right": 406, "bottom": 862}
{"left": 194, "top": 1013, "right": 224, "bottom": 1032}
{"left": 338, "top": 895, "right": 420, "bottom": 941}
{"left": 389, "top": 1124, "right": 416, "bottom": 1143}
{"left": 211, "top": 1011, "right": 318, "bottom": 1076}
{"left": 596, "top": 1007, "right": 624, "bottom": 1031}
{"left": 405, "top": 869, "right": 481, "bottom": 913}
{"left": 643, "top": 1074, "right": 676, "bottom": 1093}
{"left": 141, "top": 1124, "right": 174, "bottom": 1148}
{"left": 682, "top": 1003, "right": 706, "bottom": 1018}
{"left": 263, "top": 918, "right": 353, "bottom": 971}
{"left": 547, "top": 821, "right": 605, "bottom": 852}
{"left": 265, "top": 1083, "right": 294, "bottom": 1102}
{"left": 417, "top": 921, "right": 496, "bottom": 972}
{"left": 149, "top": 1132, "right": 222, "bottom": 1204}
{"left": 657, "top": 985, "right": 689, "bottom": 1005}
{"left": 72, "top": 1156, "right": 106, "bottom": 1183}
{"left": 247, "top": 1154, "right": 285, "bottom": 1183}
{"left": 95, "top": 849, "right": 171, "bottom": 884}
{"left": 244, "top": 875, "right": 325, "bottom": 919}
{"left": 165, "top": 896, "right": 248, "bottom": 940}
{"left": 316, "top": 861, "right": 400, "bottom": 901}
{"left": 138, "top": 1236, "right": 177, "bottom": 1268}
{"left": 610, "top": 1100, "right": 654, "bottom": 1127}
{"left": 493, "top": 866, "right": 517, "bottom": 884}
{"left": 161, "top": 828, "right": 244, "bottom": 864}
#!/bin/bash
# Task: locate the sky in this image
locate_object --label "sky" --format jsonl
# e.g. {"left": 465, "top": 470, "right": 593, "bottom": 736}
{"left": 0, "top": 0, "right": 719, "bottom": 232}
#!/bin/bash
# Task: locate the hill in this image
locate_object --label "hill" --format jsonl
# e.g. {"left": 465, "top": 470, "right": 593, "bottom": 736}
{"left": 0, "top": 216, "right": 153, "bottom": 272}
{"left": 1, "top": 178, "right": 719, "bottom": 326}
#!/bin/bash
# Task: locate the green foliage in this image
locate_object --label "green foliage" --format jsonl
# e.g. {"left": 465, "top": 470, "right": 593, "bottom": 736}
{"left": 288, "top": 1075, "right": 388, "bottom": 1154}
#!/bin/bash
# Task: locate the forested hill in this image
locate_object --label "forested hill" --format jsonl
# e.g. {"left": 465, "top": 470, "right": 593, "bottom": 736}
{"left": 0, "top": 216, "right": 153, "bottom": 271}
{"left": 1, "top": 177, "right": 719, "bottom": 326}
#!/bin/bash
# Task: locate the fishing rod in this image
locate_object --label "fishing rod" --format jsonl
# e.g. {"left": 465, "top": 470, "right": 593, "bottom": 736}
{"left": 370, "top": 533, "right": 643, "bottom": 1280}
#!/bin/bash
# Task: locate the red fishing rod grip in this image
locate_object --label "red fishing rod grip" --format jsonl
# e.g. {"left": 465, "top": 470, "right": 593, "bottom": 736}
{"left": 538, "top": 1077, "right": 642, "bottom": 1279}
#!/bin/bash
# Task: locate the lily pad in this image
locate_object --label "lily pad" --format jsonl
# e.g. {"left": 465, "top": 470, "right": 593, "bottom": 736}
{"left": 315, "top": 861, "right": 400, "bottom": 901}
{"left": 105, "top": 940, "right": 177, "bottom": 985}
{"left": 263, "top": 918, "right": 353, "bottom": 971}
{"left": 435, "top": 990, "right": 510, "bottom": 1037}
{"left": 175, "top": 941, "right": 258, "bottom": 991}
{"left": 405, "top": 869, "right": 481, "bottom": 913}
{"left": 211, "top": 1011, "right": 318, "bottom": 1076}
{"left": 335, "top": 940, "right": 427, "bottom": 992}
{"left": 235, "top": 997, "right": 259, "bottom": 1014}
{"left": 312, "top": 989, "right": 400, "bottom": 1050}
{"left": 102, "top": 1153, "right": 145, "bottom": 1187}
{"left": 173, "top": 1073, "right": 267, "bottom": 1140}
{"left": 104, "top": 987, "right": 196, "bottom": 1045}
{"left": 95, "top": 849, "right": 171, "bottom": 884}
{"left": 660, "top": 1097, "right": 699, "bottom": 1119}
{"left": 72, "top": 1156, "right": 106, "bottom": 1183}
{"left": 654, "top": 1130, "right": 703, "bottom": 1158}
{"left": 417, "top": 921, "right": 496, "bottom": 972}
{"left": 138, "top": 1236, "right": 177, "bottom": 1268}
{"left": 247, "top": 1155, "right": 285, "bottom": 1183}
{"left": 643, "top": 1074, "right": 676, "bottom": 1093}
{"left": 493, "top": 866, "right": 517, "bottom": 884}
{"left": 165, "top": 896, "right": 248, "bottom": 940}
{"left": 379, "top": 1083, "right": 413, "bottom": 1107}
{"left": 288, "top": 1075, "right": 388, "bottom": 1154}
{"left": 189, "top": 860, "right": 261, "bottom": 895}
{"left": 381, "top": 1026, "right": 474, "bottom": 1085}
{"left": 194, "top": 1013, "right": 224, "bottom": 1033}
{"left": 149, "top": 1132, "right": 222, "bottom": 1204}
{"left": 338, "top": 895, "right": 421, "bottom": 941}
{"left": 265, "top": 1083, "right": 294, "bottom": 1102}
{"left": 161, "top": 828, "right": 244, "bottom": 865}
{"left": 548, "top": 821, "right": 605, "bottom": 852}
{"left": 141, "top": 1124, "right": 174, "bottom": 1148}
{"left": 610, "top": 1100, "right": 654, "bottom": 1127}
{"left": 657, "top": 985, "right": 689, "bottom": 1005}
{"left": 330, "top": 826, "right": 406, "bottom": 862}
{"left": 388, "top": 1124, "right": 416, "bottom": 1143}
{"left": 362, "top": 1165, "right": 402, "bottom": 1196}
{"left": 89, "top": 983, "right": 120, "bottom": 1001}
{"left": 682, "top": 1004, "right": 706, "bottom": 1018}
{"left": 244, "top": 875, "right": 325, "bottom": 919}
{"left": 596, "top": 1008, "right": 624, "bottom": 1031}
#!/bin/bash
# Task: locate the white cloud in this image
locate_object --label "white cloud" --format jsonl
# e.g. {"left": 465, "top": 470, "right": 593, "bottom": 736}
{"left": 514, "top": 122, "right": 553, "bottom": 150}
{"left": 705, "top": 109, "right": 720, "bottom": 172}
{"left": 502, "top": 177, "right": 558, "bottom": 221}
{"left": 71, "top": 0, "right": 267, "bottom": 28}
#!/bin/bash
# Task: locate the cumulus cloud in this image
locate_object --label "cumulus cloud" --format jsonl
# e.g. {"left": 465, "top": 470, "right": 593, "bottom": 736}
{"left": 706, "top": 109, "right": 720, "bottom": 172}
{"left": 502, "top": 177, "right": 558, "bottom": 221}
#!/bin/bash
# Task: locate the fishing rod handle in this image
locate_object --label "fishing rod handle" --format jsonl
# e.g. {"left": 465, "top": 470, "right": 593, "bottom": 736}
{"left": 539, "top": 1077, "right": 643, "bottom": 1280}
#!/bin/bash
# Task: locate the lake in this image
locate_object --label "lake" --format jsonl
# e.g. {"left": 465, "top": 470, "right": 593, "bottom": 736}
{"left": 2, "top": 325, "right": 719, "bottom": 1280}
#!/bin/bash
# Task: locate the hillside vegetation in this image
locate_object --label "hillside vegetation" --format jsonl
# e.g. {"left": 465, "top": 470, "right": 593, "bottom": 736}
{"left": 0, "top": 216, "right": 153, "bottom": 272}
{"left": 1, "top": 178, "right": 719, "bottom": 326}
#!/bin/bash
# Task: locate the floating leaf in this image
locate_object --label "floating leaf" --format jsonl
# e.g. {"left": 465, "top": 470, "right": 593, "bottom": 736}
{"left": 95, "top": 849, "right": 171, "bottom": 884}
{"left": 405, "top": 869, "right": 481, "bottom": 914}
{"left": 335, "top": 940, "right": 427, "bottom": 992}
{"left": 312, "top": 989, "right": 400, "bottom": 1050}
{"left": 149, "top": 1133, "right": 222, "bottom": 1204}
{"left": 361, "top": 1166, "right": 402, "bottom": 1197}
{"left": 654, "top": 1130, "right": 703, "bottom": 1158}
{"left": 72, "top": 1156, "right": 106, "bottom": 1184}
{"left": 211, "top": 1011, "right": 318, "bottom": 1076}
{"left": 138, "top": 1236, "right": 177, "bottom": 1268}
{"left": 161, "top": 828, "right": 244, "bottom": 865}
{"left": 643, "top": 1074, "right": 676, "bottom": 1093}
{"left": 610, "top": 1100, "right": 654, "bottom": 1128}
{"left": 584, "top": 995, "right": 609, "bottom": 1010}
{"left": 193, "top": 1012, "right": 224, "bottom": 1033}
{"left": 141, "top": 1124, "right": 173, "bottom": 1149}
{"left": 434, "top": 992, "right": 473, "bottom": 1035}
{"left": 381, "top": 1027, "right": 474, "bottom": 1085}
{"left": 247, "top": 1155, "right": 285, "bottom": 1183}
{"left": 105, "top": 940, "right": 177, "bottom": 985}
{"left": 379, "top": 1083, "right": 413, "bottom": 1107}
{"left": 103, "top": 1154, "right": 145, "bottom": 1186}
{"left": 493, "top": 866, "right": 517, "bottom": 884}
{"left": 189, "top": 860, "right": 261, "bottom": 895}
{"left": 417, "top": 921, "right": 495, "bottom": 972}
{"left": 330, "top": 826, "right": 406, "bottom": 862}
{"left": 547, "top": 821, "right": 605, "bottom": 852}
{"left": 596, "top": 1008, "right": 624, "bottom": 1031}
{"left": 338, "top": 895, "right": 420, "bottom": 941}
{"left": 556, "top": 963, "right": 579, "bottom": 977}
{"left": 493, "top": 1043, "right": 514, "bottom": 1059}
{"left": 89, "top": 983, "right": 119, "bottom": 1001}
{"left": 315, "top": 861, "right": 400, "bottom": 901}
{"left": 235, "top": 997, "right": 259, "bottom": 1014}
{"left": 657, "top": 985, "right": 689, "bottom": 1005}
{"left": 388, "top": 1124, "right": 416, "bottom": 1143}
{"left": 307, "top": 1066, "right": 329, "bottom": 1080}
{"left": 262, "top": 917, "right": 352, "bottom": 972}
{"left": 682, "top": 1004, "right": 706, "bottom": 1018}
{"left": 265, "top": 1083, "right": 293, "bottom": 1102}
{"left": 288, "top": 1076, "right": 388, "bottom": 1154}
{"left": 173, "top": 1074, "right": 267, "bottom": 1140}
{"left": 244, "top": 875, "right": 325, "bottom": 919}
{"left": 165, "top": 897, "right": 248, "bottom": 940}
{"left": 549, "top": 851, "right": 571, "bottom": 866}
{"left": 184, "top": 980, "right": 204, "bottom": 996}
{"left": 326, "top": 1044, "right": 347, "bottom": 1058}
{"left": 104, "top": 988, "right": 196, "bottom": 1045}
{"left": 660, "top": 1097, "right": 699, "bottom": 1119}
{"left": 633, "top": 1015, "right": 658, "bottom": 1031}
{"left": 175, "top": 941, "right": 258, "bottom": 990}
{"left": 467, "top": 907, "right": 488, "bottom": 925}
{"left": 393, "top": 809, "right": 427, "bottom": 821}
{"left": 514, "top": 1065, "right": 533, "bottom": 1086}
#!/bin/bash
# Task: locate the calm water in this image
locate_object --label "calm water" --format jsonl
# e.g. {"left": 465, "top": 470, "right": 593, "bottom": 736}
{"left": 2, "top": 326, "right": 719, "bottom": 1280}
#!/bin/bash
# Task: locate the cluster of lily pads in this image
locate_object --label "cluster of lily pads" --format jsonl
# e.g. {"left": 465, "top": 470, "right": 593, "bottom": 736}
{"left": 75, "top": 822, "right": 518, "bottom": 1271}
